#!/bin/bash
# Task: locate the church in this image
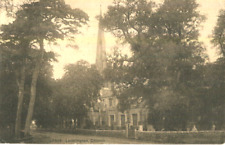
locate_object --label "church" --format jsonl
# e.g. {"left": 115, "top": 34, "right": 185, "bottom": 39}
{"left": 87, "top": 10, "right": 149, "bottom": 130}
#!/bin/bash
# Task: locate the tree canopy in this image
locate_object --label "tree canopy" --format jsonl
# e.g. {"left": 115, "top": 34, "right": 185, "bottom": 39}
{"left": 0, "top": 0, "right": 89, "bottom": 138}
{"left": 102, "top": 0, "right": 209, "bottom": 130}
{"left": 34, "top": 61, "right": 103, "bottom": 128}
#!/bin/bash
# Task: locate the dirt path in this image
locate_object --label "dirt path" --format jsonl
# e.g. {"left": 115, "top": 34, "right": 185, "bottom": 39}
{"left": 31, "top": 130, "right": 153, "bottom": 144}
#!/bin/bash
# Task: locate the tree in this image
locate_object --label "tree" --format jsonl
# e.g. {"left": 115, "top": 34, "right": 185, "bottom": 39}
{"left": 1, "top": 0, "right": 88, "bottom": 137}
{"left": 102, "top": 0, "right": 155, "bottom": 52}
{"left": 12, "top": 0, "right": 88, "bottom": 136}
{"left": 212, "top": 9, "right": 225, "bottom": 56}
{"left": 207, "top": 11, "right": 225, "bottom": 129}
{"left": 54, "top": 61, "right": 103, "bottom": 128}
{"left": 0, "top": 36, "right": 56, "bottom": 138}
{"left": 103, "top": 0, "right": 207, "bottom": 130}
{"left": 0, "top": 44, "right": 18, "bottom": 134}
{"left": 34, "top": 61, "right": 103, "bottom": 129}
{"left": 0, "top": 23, "right": 31, "bottom": 138}
{"left": 32, "top": 62, "right": 56, "bottom": 129}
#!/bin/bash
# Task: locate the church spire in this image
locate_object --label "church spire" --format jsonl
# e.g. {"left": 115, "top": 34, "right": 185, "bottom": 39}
{"left": 100, "top": 4, "right": 102, "bottom": 18}
{"left": 96, "top": 6, "right": 106, "bottom": 73}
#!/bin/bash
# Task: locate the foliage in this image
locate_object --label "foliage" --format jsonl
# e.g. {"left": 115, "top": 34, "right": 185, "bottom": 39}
{"left": 136, "top": 130, "right": 225, "bottom": 144}
{"left": 32, "top": 63, "right": 57, "bottom": 128}
{"left": 34, "top": 61, "right": 103, "bottom": 128}
{"left": 56, "top": 61, "right": 102, "bottom": 125}
{"left": 212, "top": 9, "right": 225, "bottom": 56}
{"left": 209, "top": 8, "right": 225, "bottom": 130}
{"left": 197, "top": 59, "right": 225, "bottom": 130}
{"left": 103, "top": 0, "right": 208, "bottom": 130}
{"left": 0, "top": 0, "right": 89, "bottom": 137}
{"left": 14, "top": 0, "right": 89, "bottom": 136}
{"left": 0, "top": 43, "right": 55, "bottom": 132}
{"left": 0, "top": 55, "right": 18, "bottom": 128}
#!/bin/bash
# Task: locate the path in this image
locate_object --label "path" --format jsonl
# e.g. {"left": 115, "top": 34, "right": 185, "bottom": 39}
{"left": 31, "top": 130, "right": 153, "bottom": 144}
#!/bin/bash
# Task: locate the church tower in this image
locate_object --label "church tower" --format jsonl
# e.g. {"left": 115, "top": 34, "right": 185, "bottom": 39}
{"left": 96, "top": 7, "right": 106, "bottom": 74}
{"left": 88, "top": 8, "right": 148, "bottom": 129}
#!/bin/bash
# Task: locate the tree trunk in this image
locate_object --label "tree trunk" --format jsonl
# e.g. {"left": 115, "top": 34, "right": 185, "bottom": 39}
{"left": 15, "top": 63, "right": 26, "bottom": 138}
{"left": 24, "top": 39, "right": 44, "bottom": 136}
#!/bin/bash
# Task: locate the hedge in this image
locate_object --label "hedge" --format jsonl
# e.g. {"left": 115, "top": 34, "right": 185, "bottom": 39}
{"left": 96, "top": 130, "right": 126, "bottom": 138}
{"left": 135, "top": 130, "right": 225, "bottom": 144}
{"left": 73, "top": 129, "right": 126, "bottom": 138}
{"left": 36, "top": 128, "right": 225, "bottom": 144}
{"left": 36, "top": 128, "right": 126, "bottom": 138}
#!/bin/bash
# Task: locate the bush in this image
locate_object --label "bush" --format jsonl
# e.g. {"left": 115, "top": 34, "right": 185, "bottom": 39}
{"left": 136, "top": 131, "right": 225, "bottom": 144}
{"left": 96, "top": 130, "right": 126, "bottom": 138}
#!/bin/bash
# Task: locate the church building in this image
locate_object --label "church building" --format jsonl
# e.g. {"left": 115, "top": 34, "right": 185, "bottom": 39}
{"left": 88, "top": 9, "right": 149, "bottom": 130}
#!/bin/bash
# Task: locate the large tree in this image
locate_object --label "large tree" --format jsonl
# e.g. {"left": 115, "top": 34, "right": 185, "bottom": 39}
{"left": 32, "top": 61, "right": 56, "bottom": 129}
{"left": 0, "top": 23, "right": 31, "bottom": 138}
{"left": 54, "top": 61, "right": 103, "bottom": 128}
{"left": 16, "top": 0, "right": 88, "bottom": 136}
{"left": 103, "top": 0, "right": 206, "bottom": 130}
{"left": 0, "top": 44, "right": 18, "bottom": 134}
{"left": 1, "top": 0, "right": 88, "bottom": 137}
{"left": 34, "top": 61, "right": 103, "bottom": 129}
{"left": 0, "top": 38, "right": 56, "bottom": 138}
{"left": 207, "top": 9, "right": 225, "bottom": 129}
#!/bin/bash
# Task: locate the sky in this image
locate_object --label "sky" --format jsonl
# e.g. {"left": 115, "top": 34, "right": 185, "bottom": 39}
{"left": 51, "top": 0, "right": 225, "bottom": 79}
{"left": 1, "top": 0, "right": 225, "bottom": 79}
{"left": 51, "top": 0, "right": 116, "bottom": 79}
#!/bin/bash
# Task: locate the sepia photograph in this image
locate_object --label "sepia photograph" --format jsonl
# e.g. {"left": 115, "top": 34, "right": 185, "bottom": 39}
{"left": 0, "top": 0, "right": 225, "bottom": 144}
